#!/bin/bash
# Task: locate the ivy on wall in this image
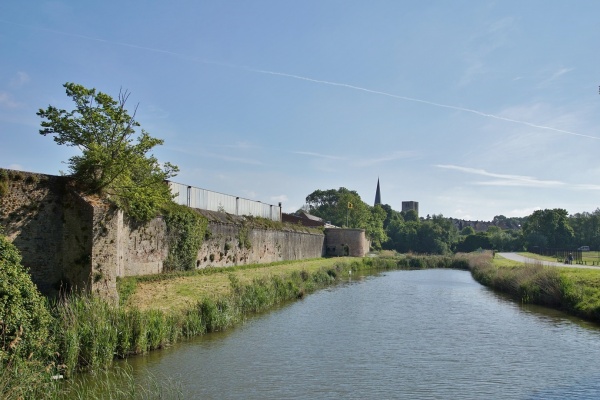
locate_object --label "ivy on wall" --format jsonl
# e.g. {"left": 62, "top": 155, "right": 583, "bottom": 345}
{"left": 163, "top": 203, "right": 208, "bottom": 271}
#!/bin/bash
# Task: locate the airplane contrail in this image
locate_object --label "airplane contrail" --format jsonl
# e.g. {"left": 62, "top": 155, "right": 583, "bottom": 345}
{"left": 246, "top": 68, "right": 599, "bottom": 140}
{"left": 3, "top": 19, "right": 598, "bottom": 140}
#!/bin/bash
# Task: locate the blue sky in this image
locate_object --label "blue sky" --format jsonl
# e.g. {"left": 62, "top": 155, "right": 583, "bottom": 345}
{"left": 1, "top": 1, "right": 599, "bottom": 221}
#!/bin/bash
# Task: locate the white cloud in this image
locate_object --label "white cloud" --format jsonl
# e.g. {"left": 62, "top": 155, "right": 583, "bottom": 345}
{"left": 0, "top": 92, "right": 21, "bottom": 108}
{"left": 5, "top": 163, "right": 24, "bottom": 170}
{"left": 436, "top": 164, "right": 600, "bottom": 192}
{"left": 505, "top": 207, "right": 541, "bottom": 218}
{"left": 435, "top": 164, "right": 565, "bottom": 188}
{"left": 355, "top": 151, "right": 416, "bottom": 167}
{"left": 538, "top": 67, "right": 574, "bottom": 88}
{"left": 216, "top": 141, "right": 261, "bottom": 150}
{"left": 144, "top": 104, "right": 169, "bottom": 119}
{"left": 171, "top": 146, "right": 263, "bottom": 165}
{"left": 9, "top": 71, "right": 30, "bottom": 88}
{"left": 292, "top": 151, "right": 345, "bottom": 160}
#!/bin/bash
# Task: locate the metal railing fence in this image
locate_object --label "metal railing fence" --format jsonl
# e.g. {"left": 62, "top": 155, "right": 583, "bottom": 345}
{"left": 168, "top": 181, "right": 281, "bottom": 222}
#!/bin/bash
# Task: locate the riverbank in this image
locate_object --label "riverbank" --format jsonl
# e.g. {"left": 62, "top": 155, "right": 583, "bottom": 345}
{"left": 5, "top": 251, "right": 600, "bottom": 398}
{"left": 1, "top": 255, "right": 406, "bottom": 399}
{"left": 469, "top": 253, "right": 600, "bottom": 322}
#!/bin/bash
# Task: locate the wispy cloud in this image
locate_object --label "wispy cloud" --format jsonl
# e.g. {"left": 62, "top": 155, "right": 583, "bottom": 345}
{"left": 214, "top": 141, "right": 261, "bottom": 150}
{"left": 0, "top": 92, "right": 21, "bottom": 108}
{"left": 435, "top": 164, "right": 564, "bottom": 187}
{"left": 458, "top": 16, "right": 516, "bottom": 86}
{"left": 4, "top": 20, "right": 596, "bottom": 140}
{"left": 171, "top": 146, "right": 263, "bottom": 165}
{"left": 356, "top": 151, "right": 416, "bottom": 167}
{"left": 144, "top": 104, "right": 169, "bottom": 119}
{"left": 437, "top": 165, "right": 600, "bottom": 191}
{"left": 9, "top": 71, "right": 30, "bottom": 88}
{"left": 292, "top": 151, "right": 345, "bottom": 160}
{"left": 538, "top": 67, "right": 574, "bottom": 88}
{"left": 206, "top": 153, "right": 263, "bottom": 165}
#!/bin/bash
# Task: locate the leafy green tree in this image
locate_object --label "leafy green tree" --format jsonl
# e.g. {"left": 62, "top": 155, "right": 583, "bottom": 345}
{"left": 304, "top": 187, "right": 386, "bottom": 247}
{"left": 570, "top": 209, "right": 600, "bottom": 250}
{"left": 386, "top": 219, "right": 419, "bottom": 253}
{"left": 366, "top": 205, "right": 388, "bottom": 249}
{"left": 456, "top": 232, "right": 492, "bottom": 252}
{"left": 461, "top": 226, "right": 475, "bottom": 236}
{"left": 523, "top": 209, "right": 574, "bottom": 249}
{"left": 380, "top": 204, "right": 403, "bottom": 230}
{"left": 416, "top": 218, "right": 454, "bottom": 254}
{"left": 403, "top": 209, "right": 419, "bottom": 222}
{"left": 37, "top": 82, "right": 179, "bottom": 221}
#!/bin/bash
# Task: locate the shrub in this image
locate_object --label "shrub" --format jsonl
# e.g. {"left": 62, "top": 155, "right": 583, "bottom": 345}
{"left": 163, "top": 203, "right": 208, "bottom": 271}
{"left": 0, "top": 181, "right": 8, "bottom": 197}
{"left": 0, "top": 236, "right": 54, "bottom": 362}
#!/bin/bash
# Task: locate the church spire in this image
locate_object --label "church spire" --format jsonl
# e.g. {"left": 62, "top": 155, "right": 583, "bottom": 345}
{"left": 374, "top": 178, "right": 381, "bottom": 206}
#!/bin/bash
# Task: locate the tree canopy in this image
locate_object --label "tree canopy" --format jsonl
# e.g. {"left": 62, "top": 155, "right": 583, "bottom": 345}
{"left": 37, "top": 82, "right": 178, "bottom": 221}
{"left": 304, "top": 187, "right": 387, "bottom": 249}
{"left": 523, "top": 208, "right": 574, "bottom": 249}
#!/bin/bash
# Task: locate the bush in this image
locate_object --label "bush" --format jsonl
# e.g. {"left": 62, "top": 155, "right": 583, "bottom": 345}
{"left": 163, "top": 203, "right": 208, "bottom": 271}
{"left": 0, "top": 236, "right": 54, "bottom": 362}
{"left": 0, "top": 181, "right": 8, "bottom": 197}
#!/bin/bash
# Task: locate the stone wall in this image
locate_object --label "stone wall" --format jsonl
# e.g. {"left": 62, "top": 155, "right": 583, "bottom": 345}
{"left": 197, "top": 215, "right": 324, "bottom": 268}
{"left": 0, "top": 169, "right": 89, "bottom": 294}
{"left": 1, "top": 169, "right": 326, "bottom": 301}
{"left": 323, "top": 228, "right": 370, "bottom": 257}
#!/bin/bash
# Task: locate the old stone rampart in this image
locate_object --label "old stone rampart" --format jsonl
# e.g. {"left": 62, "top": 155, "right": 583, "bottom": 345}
{"left": 196, "top": 210, "right": 324, "bottom": 267}
{"left": 324, "top": 228, "right": 369, "bottom": 257}
{"left": 0, "top": 169, "right": 326, "bottom": 301}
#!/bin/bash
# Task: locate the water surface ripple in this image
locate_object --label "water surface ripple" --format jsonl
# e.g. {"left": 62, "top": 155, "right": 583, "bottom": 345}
{"left": 129, "top": 269, "right": 600, "bottom": 399}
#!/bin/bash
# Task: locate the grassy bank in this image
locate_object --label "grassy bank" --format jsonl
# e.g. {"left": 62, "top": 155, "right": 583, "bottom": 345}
{"left": 7, "top": 251, "right": 600, "bottom": 398}
{"left": 468, "top": 253, "right": 600, "bottom": 322}
{"left": 2, "top": 255, "right": 414, "bottom": 398}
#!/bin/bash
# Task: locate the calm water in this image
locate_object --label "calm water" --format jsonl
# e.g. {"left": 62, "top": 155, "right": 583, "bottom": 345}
{"left": 125, "top": 269, "right": 600, "bottom": 399}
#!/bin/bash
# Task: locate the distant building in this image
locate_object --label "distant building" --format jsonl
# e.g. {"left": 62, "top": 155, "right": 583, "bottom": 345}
{"left": 374, "top": 178, "right": 381, "bottom": 206}
{"left": 402, "top": 201, "right": 419, "bottom": 216}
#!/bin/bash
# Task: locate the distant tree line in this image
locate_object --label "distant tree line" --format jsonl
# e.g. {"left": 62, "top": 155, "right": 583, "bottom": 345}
{"left": 303, "top": 188, "right": 599, "bottom": 254}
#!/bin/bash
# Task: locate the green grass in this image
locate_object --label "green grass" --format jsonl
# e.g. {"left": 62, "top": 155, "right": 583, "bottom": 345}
{"left": 8, "top": 251, "right": 600, "bottom": 398}
{"left": 487, "top": 254, "right": 600, "bottom": 321}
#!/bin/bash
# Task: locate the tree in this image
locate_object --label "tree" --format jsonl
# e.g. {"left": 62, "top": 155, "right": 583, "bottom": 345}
{"left": 570, "top": 209, "right": 600, "bottom": 250}
{"left": 304, "top": 187, "right": 386, "bottom": 246}
{"left": 366, "top": 205, "right": 388, "bottom": 250}
{"left": 523, "top": 209, "right": 574, "bottom": 249}
{"left": 456, "top": 232, "right": 492, "bottom": 252}
{"left": 461, "top": 226, "right": 475, "bottom": 236}
{"left": 38, "top": 82, "right": 179, "bottom": 221}
{"left": 403, "top": 209, "right": 419, "bottom": 222}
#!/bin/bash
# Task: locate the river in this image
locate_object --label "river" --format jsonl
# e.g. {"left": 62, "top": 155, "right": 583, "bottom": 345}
{"left": 123, "top": 269, "right": 600, "bottom": 399}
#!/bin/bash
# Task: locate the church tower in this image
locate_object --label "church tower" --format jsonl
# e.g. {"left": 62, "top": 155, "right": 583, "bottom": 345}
{"left": 374, "top": 178, "right": 381, "bottom": 206}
